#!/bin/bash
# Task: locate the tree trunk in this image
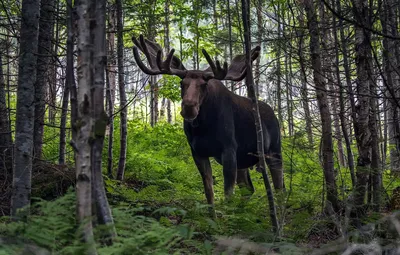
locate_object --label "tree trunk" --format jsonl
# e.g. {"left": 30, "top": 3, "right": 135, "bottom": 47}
{"left": 48, "top": 0, "right": 59, "bottom": 124}
{"left": 11, "top": 0, "right": 40, "bottom": 219}
{"left": 164, "top": 0, "right": 172, "bottom": 123}
{"left": 227, "top": 0, "right": 234, "bottom": 92}
{"left": 91, "top": 0, "right": 116, "bottom": 242}
{"left": 0, "top": 52, "right": 13, "bottom": 215}
{"left": 241, "top": 0, "right": 279, "bottom": 235}
{"left": 338, "top": 0, "right": 357, "bottom": 187}
{"left": 275, "top": 3, "right": 284, "bottom": 135}
{"left": 106, "top": 59, "right": 114, "bottom": 178}
{"left": 33, "top": 0, "right": 55, "bottom": 160}
{"left": 332, "top": 0, "right": 355, "bottom": 187}
{"left": 116, "top": 0, "right": 127, "bottom": 181}
{"left": 74, "top": 0, "right": 97, "bottom": 251}
{"left": 370, "top": 83, "right": 381, "bottom": 212}
{"left": 351, "top": 0, "right": 373, "bottom": 214}
{"left": 108, "top": 5, "right": 116, "bottom": 106}
{"left": 381, "top": 0, "right": 400, "bottom": 175}
{"left": 297, "top": 12, "right": 313, "bottom": 147}
{"left": 59, "top": 0, "right": 74, "bottom": 165}
{"left": 303, "top": 0, "right": 339, "bottom": 212}
{"left": 254, "top": 0, "right": 262, "bottom": 98}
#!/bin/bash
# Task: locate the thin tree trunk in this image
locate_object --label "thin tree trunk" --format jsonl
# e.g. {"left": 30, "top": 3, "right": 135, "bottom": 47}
{"left": 0, "top": 53, "right": 12, "bottom": 166}
{"left": 275, "top": 3, "right": 284, "bottom": 135}
{"left": 338, "top": 0, "right": 357, "bottom": 187}
{"left": 116, "top": 0, "right": 127, "bottom": 181}
{"left": 303, "top": 0, "right": 339, "bottom": 212}
{"left": 351, "top": 0, "right": 373, "bottom": 214}
{"left": 91, "top": 0, "right": 116, "bottom": 241}
{"left": 297, "top": 12, "right": 313, "bottom": 147}
{"left": 0, "top": 52, "right": 13, "bottom": 215}
{"left": 106, "top": 60, "right": 114, "bottom": 178}
{"left": 227, "top": 0, "right": 234, "bottom": 92}
{"left": 241, "top": 0, "right": 279, "bottom": 235}
{"left": 74, "top": 0, "right": 97, "bottom": 252}
{"left": 33, "top": 0, "right": 55, "bottom": 160}
{"left": 59, "top": 0, "right": 74, "bottom": 165}
{"left": 108, "top": 5, "right": 116, "bottom": 106}
{"left": 48, "top": 0, "right": 59, "bottom": 124}
{"left": 370, "top": 82, "right": 381, "bottom": 212}
{"left": 164, "top": 0, "right": 172, "bottom": 123}
{"left": 11, "top": 0, "right": 40, "bottom": 219}
{"left": 254, "top": 0, "right": 262, "bottom": 97}
{"left": 332, "top": 0, "right": 355, "bottom": 186}
{"left": 381, "top": 0, "right": 400, "bottom": 175}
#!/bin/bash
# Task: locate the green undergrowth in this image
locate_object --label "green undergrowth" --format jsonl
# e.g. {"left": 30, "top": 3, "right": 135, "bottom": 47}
{"left": 3, "top": 119, "right": 398, "bottom": 254}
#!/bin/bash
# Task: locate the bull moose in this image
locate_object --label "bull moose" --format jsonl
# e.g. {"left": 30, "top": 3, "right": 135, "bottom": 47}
{"left": 132, "top": 35, "right": 284, "bottom": 209}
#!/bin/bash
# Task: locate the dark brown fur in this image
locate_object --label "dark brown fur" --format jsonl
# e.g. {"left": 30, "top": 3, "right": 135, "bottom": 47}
{"left": 182, "top": 78, "right": 284, "bottom": 204}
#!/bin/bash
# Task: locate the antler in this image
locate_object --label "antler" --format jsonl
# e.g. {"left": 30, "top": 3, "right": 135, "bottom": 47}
{"left": 132, "top": 35, "right": 186, "bottom": 78}
{"left": 202, "top": 46, "right": 261, "bottom": 81}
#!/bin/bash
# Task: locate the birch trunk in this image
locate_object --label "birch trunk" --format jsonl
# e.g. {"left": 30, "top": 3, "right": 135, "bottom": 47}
{"left": 75, "top": 0, "right": 96, "bottom": 251}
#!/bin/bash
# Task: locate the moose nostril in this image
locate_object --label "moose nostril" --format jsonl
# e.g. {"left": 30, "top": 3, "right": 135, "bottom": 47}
{"left": 183, "top": 100, "right": 198, "bottom": 107}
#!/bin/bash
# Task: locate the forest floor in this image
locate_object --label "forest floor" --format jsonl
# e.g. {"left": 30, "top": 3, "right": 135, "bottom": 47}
{"left": 1, "top": 120, "right": 400, "bottom": 254}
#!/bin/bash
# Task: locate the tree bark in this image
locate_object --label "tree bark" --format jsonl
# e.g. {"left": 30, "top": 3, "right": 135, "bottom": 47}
{"left": 59, "top": 0, "right": 74, "bottom": 165}
{"left": 164, "top": 0, "right": 172, "bottom": 123}
{"left": 275, "top": 3, "right": 284, "bottom": 135}
{"left": 0, "top": 52, "right": 13, "bottom": 215}
{"left": 351, "top": 0, "right": 373, "bottom": 213}
{"left": 332, "top": 0, "right": 355, "bottom": 187}
{"left": 297, "top": 12, "right": 313, "bottom": 147}
{"left": 254, "top": 0, "right": 262, "bottom": 98}
{"left": 227, "top": 0, "right": 234, "bottom": 92}
{"left": 48, "top": 0, "right": 59, "bottom": 124}
{"left": 108, "top": 4, "right": 117, "bottom": 106}
{"left": 74, "top": 0, "right": 97, "bottom": 251}
{"left": 106, "top": 58, "right": 114, "bottom": 178}
{"left": 33, "top": 0, "right": 55, "bottom": 160}
{"left": 91, "top": 0, "right": 116, "bottom": 242}
{"left": 337, "top": 0, "right": 358, "bottom": 188}
{"left": 116, "top": 0, "right": 127, "bottom": 181}
{"left": 381, "top": 0, "right": 400, "bottom": 175}
{"left": 241, "top": 0, "right": 279, "bottom": 235}
{"left": 11, "top": 0, "right": 40, "bottom": 219}
{"left": 303, "top": 0, "right": 339, "bottom": 212}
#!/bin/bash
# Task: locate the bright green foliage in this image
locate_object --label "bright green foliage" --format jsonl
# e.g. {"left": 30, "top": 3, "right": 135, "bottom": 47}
{"left": 158, "top": 76, "right": 182, "bottom": 102}
{"left": 5, "top": 119, "right": 399, "bottom": 253}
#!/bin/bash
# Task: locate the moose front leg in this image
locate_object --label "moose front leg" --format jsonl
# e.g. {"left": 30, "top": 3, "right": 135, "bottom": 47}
{"left": 191, "top": 150, "right": 215, "bottom": 217}
{"left": 222, "top": 147, "right": 237, "bottom": 198}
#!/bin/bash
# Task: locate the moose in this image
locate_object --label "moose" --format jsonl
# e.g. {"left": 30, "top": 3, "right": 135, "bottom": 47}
{"left": 132, "top": 35, "right": 284, "bottom": 209}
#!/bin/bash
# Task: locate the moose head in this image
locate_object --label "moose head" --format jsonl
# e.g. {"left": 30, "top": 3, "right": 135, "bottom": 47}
{"left": 132, "top": 35, "right": 261, "bottom": 122}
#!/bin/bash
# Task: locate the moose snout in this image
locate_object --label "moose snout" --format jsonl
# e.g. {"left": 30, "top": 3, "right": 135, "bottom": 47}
{"left": 182, "top": 99, "right": 198, "bottom": 108}
{"left": 181, "top": 100, "right": 199, "bottom": 121}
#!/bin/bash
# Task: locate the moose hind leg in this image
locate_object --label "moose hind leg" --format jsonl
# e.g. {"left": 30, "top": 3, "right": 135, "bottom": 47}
{"left": 222, "top": 148, "right": 237, "bottom": 198}
{"left": 265, "top": 152, "right": 284, "bottom": 190}
{"left": 237, "top": 168, "right": 255, "bottom": 196}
